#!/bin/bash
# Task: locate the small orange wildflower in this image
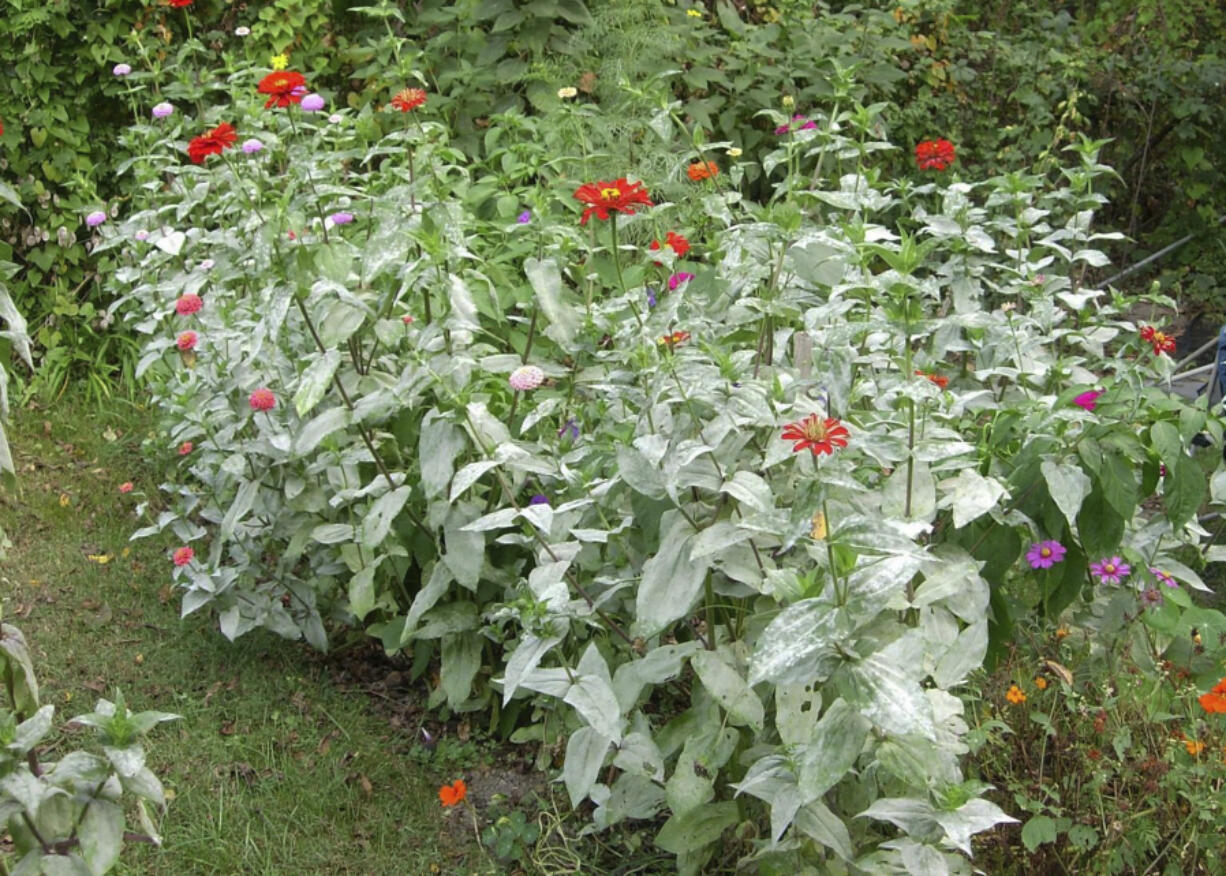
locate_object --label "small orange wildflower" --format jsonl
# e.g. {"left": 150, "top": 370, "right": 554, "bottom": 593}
{"left": 1184, "top": 738, "right": 1205, "bottom": 756}
{"left": 1005, "top": 684, "right": 1027, "bottom": 705}
{"left": 658, "top": 330, "right": 691, "bottom": 348}
{"left": 915, "top": 370, "right": 949, "bottom": 389}
{"left": 1199, "top": 678, "right": 1226, "bottom": 714}
{"left": 1034, "top": 677, "right": 1048, "bottom": 691}
{"left": 686, "top": 160, "right": 718, "bottom": 182}
{"left": 438, "top": 778, "right": 467, "bottom": 807}
{"left": 1055, "top": 627, "right": 1070, "bottom": 640}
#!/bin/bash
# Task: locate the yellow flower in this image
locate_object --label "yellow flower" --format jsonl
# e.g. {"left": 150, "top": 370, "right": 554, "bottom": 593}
{"left": 1055, "top": 627, "right": 1069, "bottom": 640}
{"left": 1034, "top": 677, "right": 1048, "bottom": 690}
{"left": 727, "top": 147, "right": 743, "bottom": 158}
{"left": 686, "top": 8, "right": 703, "bottom": 17}
{"left": 781, "top": 95, "right": 795, "bottom": 109}
{"left": 557, "top": 86, "right": 578, "bottom": 99}
{"left": 1005, "top": 684, "right": 1027, "bottom": 705}
{"left": 270, "top": 53, "right": 289, "bottom": 71}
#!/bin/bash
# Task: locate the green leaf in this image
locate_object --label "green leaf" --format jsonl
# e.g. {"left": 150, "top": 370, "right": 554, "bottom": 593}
{"left": 295, "top": 407, "right": 352, "bottom": 455}
{"left": 440, "top": 632, "right": 482, "bottom": 707}
{"left": 563, "top": 726, "right": 611, "bottom": 807}
{"left": 654, "top": 801, "right": 739, "bottom": 855}
{"left": 317, "top": 299, "right": 366, "bottom": 347}
{"left": 293, "top": 350, "right": 341, "bottom": 416}
{"left": 796, "top": 698, "right": 868, "bottom": 802}
{"left": 749, "top": 598, "right": 845, "bottom": 686}
{"left": 944, "top": 469, "right": 1006, "bottom": 529}
{"left": 79, "top": 799, "right": 124, "bottom": 874}
{"left": 418, "top": 413, "right": 466, "bottom": 501}
{"left": 933, "top": 799, "right": 1017, "bottom": 855}
{"left": 632, "top": 515, "right": 709, "bottom": 638}
{"left": 1165, "top": 456, "right": 1205, "bottom": 529}
{"left": 691, "top": 649, "right": 764, "bottom": 730}
{"left": 1021, "top": 814, "right": 1058, "bottom": 852}
{"left": 1041, "top": 460, "right": 1091, "bottom": 528}
{"left": 1076, "top": 485, "right": 1123, "bottom": 559}
{"left": 524, "top": 256, "right": 578, "bottom": 351}
{"left": 360, "top": 486, "right": 411, "bottom": 548}
{"left": 221, "top": 479, "right": 260, "bottom": 540}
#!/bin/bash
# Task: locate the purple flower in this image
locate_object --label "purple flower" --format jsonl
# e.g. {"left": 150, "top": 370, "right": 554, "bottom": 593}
{"left": 646, "top": 289, "right": 658, "bottom": 308}
{"left": 1026, "top": 540, "right": 1066, "bottom": 570}
{"left": 1090, "top": 556, "right": 1130, "bottom": 585}
{"left": 301, "top": 93, "right": 326, "bottom": 112}
{"left": 85, "top": 211, "right": 107, "bottom": 228}
{"left": 558, "top": 418, "right": 579, "bottom": 440}
{"left": 1149, "top": 567, "right": 1178, "bottom": 588}
{"left": 328, "top": 113, "right": 343, "bottom": 124}
{"left": 242, "top": 138, "right": 264, "bottom": 154}
{"left": 668, "top": 272, "right": 695, "bottom": 292}
{"left": 1140, "top": 588, "right": 1163, "bottom": 608}
{"left": 151, "top": 102, "right": 174, "bottom": 119}
{"left": 329, "top": 211, "right": 354, "bottom": 226}
{"left": 113, "top": 63, "right": 132, "bottom": 76}
{"left": 517, "top": 210, "right": 531, "bottom": 224}
{"left": 135, "top": 229, "right": 150, "bottom": 241}
{"left": 529, "top": 494, "right": 550, "bottom": 506}
{"left": 1073, "top": 390, "right": 1102, "bottom": 412}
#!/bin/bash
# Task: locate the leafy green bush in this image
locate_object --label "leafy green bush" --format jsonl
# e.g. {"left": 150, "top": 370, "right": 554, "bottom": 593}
{"left": 96, "top": 18, "right": 1226, "bottom": 866}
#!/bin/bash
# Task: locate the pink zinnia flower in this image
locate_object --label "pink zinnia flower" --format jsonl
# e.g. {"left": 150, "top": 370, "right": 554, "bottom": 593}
{"left": 508, "top": 365, "right": 545, "bottom": 391}
{"left": 1090, "top": 556, "right": 1130, "bottom": 585}
{"left": 1073, "top": 390, "right": 1101, "bottom": 411}
{"left": 249, "top": 388, "right": 276, "bottom": 411}
{"left": 178, "top": 441, "right": 193, "bottom": 456}
{"left": 1026, "top": 540, "right": 1066, "bottom": 569}
{"left": 177, "top": 330, "right": 198, "bottom": 351}
{"left": 1149, "top": 567, "right": 1177, "bottom": 588}
{"left": 119, "top": 482, "right": 134, "bottom": 494}
{"left": 175, "top": 293, "right": 202, "bottom": 315}
{"left": 173, "top": 546, "right": 194, "bottom": 566}
{"left": 668, "top": 272, "right": 695, "bottom": 291}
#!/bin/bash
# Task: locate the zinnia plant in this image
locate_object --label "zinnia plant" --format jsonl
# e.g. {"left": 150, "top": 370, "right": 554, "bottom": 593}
{"left": 915, "top": 137, "right": 956, "bottom": 170}
{"left": 187, "top": 122, "right": 237, "bottom": 164}
{"left": 572, "top": 177, "right": 653, "bottom": 225}
{"left": 257, "top": 71, "right": 307, "bottom": 109}
{"left": 780, "top": 413, "right": 850, "bottom": 456}
{"left": 390, "top": 87, "right": 427, "bottom": 111}
{"left": 686, "top": 160, "right": 719, "bottom": 181}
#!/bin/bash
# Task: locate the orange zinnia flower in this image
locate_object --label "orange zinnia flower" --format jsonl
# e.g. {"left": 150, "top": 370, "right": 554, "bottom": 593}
{"left": 686, "top": 160, "right": 718, "bottom": 181}
{"left": 780, "top": 413, "right": 850, "bottom": 457}
{"left": 573, "top": 178, "right": 653, "bottom": 225}
{"left": 391, "top": 87, "right": 427, "bottom": 112}
{"left": 915, "top": 370, "right": 949, "bottom": 389}
{"left": 438, "top": 779, "right": 467, "bottom": 807}
{"left": 1199, "top": 678, "right": 1226, "bottom": 714}
{"left": 658, "top": 330, "right": 691, "bottom": 348}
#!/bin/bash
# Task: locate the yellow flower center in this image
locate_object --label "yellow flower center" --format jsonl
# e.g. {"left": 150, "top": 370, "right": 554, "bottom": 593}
{"left": 1040, "top": 547, "right": 1051, "bottom": 557}
{"left": 600, "top": 187, "right": 621, "bottom": 200}
{"left": 1104, "top": 563, "right": 1116, "bottom": 574}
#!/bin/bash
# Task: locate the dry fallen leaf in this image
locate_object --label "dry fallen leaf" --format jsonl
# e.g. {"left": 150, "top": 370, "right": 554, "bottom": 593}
{"left": 59, "top": 493, "right": 71, "bottom": 507}
{"left": 87, "top": 554, "right": 113, "bottom": 565}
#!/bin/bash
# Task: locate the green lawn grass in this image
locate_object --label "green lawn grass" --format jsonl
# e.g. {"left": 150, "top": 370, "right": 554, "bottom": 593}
{"left": 0, "top": 398, "right": 493, "bottom": 874}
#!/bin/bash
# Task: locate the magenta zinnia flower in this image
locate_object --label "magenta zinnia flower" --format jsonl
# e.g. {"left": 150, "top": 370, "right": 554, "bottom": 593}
{"left": 1026, "top": 540, "right": 1066, "bottom": 569}
{"left": 1073, "top": 390, "right": 1102, "bottom": 411}
{"left": 1090, "top": 556, "right": 1130, "bottom": 585}
{"left": 668, "top": 272, "right": 695, "bottom": 292}
{"left": 249, "top": 388, "right": 276, "bottom": 411}
{"left": 172, "top": 546, "right": 194, "bottom": 567}
{"left": 1149, "top": 567, "right": 1177, "bottom": 588}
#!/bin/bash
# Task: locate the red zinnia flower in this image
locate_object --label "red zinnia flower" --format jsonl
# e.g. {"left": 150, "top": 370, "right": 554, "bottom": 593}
{"left": 391, "top": 87, "right": 427, "bottom": 112}
{"left": 249, "top": 388, "right": 276, "bottom": 411}
{"left": 650, "top": 231, "right": 691, "bottom": 260}
{"left": 178, "top": 441, "right": 194, "bottom": 455}
{"left": 258, "top": 71, "right": 307, "bottom": 109}
{"left": 119, "top": 482, "right": 134, "bottom": 494}
{"left": 177, "top": 330, "right": 198, "bottom": 351}
{"left": 916, "top": 370, "right": 948, "bottom": 389}
{"left": 781, "top": 413, "right": 850, "bottom": 456}
{"left": 175, "top": 293, "right": 202, "bottom": 315}
{"left": 686, "top": 161, "right": 718, "bottom": 181}
{"left": 915, "top": 138, "right": 956, "bottom": 171}
{"left": 167, "top": 0, "right": 194, "bottom": 6}
{"left": 573, "top": 178, "right": 653, "bottom": 225}
{"left": 187, "top": 122, "right": 237, "bottom": 164}
{"left": 173, "top": 546, "right": 194, "bottom": 566}
{"left": 658, "top": 330, "right": 691, "bottom": 348}
{"left": 1140, "top": 326, "right": 1176, "bottom": 355}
